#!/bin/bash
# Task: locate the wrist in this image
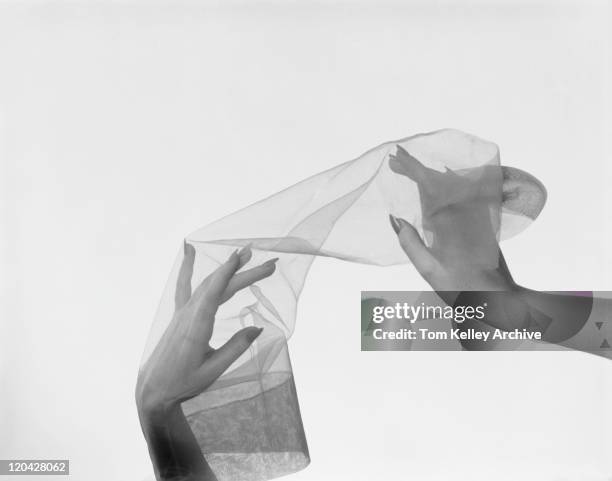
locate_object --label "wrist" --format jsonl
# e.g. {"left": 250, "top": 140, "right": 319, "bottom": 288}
{"left": 136, "top": 391, "right": 181, "bottom": 424}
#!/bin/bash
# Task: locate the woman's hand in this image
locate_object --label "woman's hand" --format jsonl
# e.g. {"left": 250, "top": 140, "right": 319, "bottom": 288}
{"left": 136, "top": 243, "right": 278, "bottom": 480}
{"left": 388, "top": 145, "right": 517, "bottom": 302}
{"left": 388, "top": 146, "right": 593, "bottom": 344}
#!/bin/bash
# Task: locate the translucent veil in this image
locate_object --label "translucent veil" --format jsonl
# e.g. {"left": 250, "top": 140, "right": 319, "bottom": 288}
{"left": 139, "top": 129, "right": 537, "bottom": 481}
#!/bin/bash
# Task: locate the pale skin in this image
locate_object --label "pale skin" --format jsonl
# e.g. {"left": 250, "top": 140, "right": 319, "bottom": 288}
{"left": 388, "top": 145, "right": 598, "bottom": 348}
{"left": 137, "top": 146, "right": 606, "bottom": 481}
{"left": 136, "top": 243, "right": 277, "bottom": 481}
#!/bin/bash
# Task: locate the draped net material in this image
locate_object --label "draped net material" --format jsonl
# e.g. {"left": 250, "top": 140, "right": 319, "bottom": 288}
{"left": 139, "top": 129, "right": 537, "bottom": 481}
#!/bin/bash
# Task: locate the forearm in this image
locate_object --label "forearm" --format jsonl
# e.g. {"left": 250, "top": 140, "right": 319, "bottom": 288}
{"left": 138, "top": 403, "right": 217, "bottom": 481}
{"left": 521, "top": 289, "right": 612, "bottom": 359}
{"left": 454, "top": 288, "right": 605, "bottom": 356}
{"left": 515, "top": 288, "right": 593, "bottom": 343}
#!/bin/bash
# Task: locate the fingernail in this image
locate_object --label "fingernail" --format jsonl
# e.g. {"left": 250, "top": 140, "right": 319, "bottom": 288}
{"left": 395, "top": 216, "right": 410, "bottom": 229}
{"left": 247, "top": 326, "right": 264, "bottom": 342}
{"left": 238, "top": 243, "right": 252, "bottom": 257}
{"left": 389, "top": 214, "right": 400, "bottom": 234}
{"left": 263, "top": 257, "right": 279, "bottom": 267}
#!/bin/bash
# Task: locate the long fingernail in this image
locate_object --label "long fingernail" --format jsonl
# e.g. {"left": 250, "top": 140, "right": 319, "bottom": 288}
{"left": 389, "top": 214, "right": 400, "bottom": 234}
{"left": 263, "top": 257, "right": 279, "bottom": 267}
{"left": 238, "top": 243, "right": 252, "bottom": 257}
{"left": 247, "top": 326, "right": 264, "bottom": 342}
{"left": 395, "top": 216, "right": 411, "bottom": 230}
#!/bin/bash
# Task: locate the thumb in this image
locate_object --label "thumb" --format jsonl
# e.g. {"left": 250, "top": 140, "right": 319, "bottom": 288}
{"left": 198, "top": 326, "right": 263, "bottom": 383}
{"left": 389, "top": 214, "right": 442, "bottom": 279}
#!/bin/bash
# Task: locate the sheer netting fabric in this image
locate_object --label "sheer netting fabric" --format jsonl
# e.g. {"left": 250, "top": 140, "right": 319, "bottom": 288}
{"left": 139, "top": 129, "right": 543, "bottom": 481}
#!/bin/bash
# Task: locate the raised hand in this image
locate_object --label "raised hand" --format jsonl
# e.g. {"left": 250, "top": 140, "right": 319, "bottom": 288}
{"left": 136, "top": 243, "right": 278, "bottom": 481}
{"left": 388, "top": 145, "right": 515, "bottom": 303}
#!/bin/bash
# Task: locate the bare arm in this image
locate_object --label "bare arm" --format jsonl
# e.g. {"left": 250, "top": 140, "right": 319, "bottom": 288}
{"left": 136, "top": 243, "right": 277, "bottom": 480}
{"left": 137, "top": 403, "right": 217, "bottom": 481}
{"left": 388, "top": 146, "right": 606, "bottom": 357}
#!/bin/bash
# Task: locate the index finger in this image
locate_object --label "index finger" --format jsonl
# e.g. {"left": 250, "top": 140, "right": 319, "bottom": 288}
{"left": 175, "top": 240, "right": 196, "bottom": 310}
{"left": 389, "top": 145, "right": 432, "bottom": 183}
{"left": 189, "top": 247, "right": 246, "bottom": 320}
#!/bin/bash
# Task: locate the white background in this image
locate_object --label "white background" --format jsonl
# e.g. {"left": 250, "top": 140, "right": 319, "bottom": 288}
{"left": 1, "top": 1, "right": 611, "bottom": 480}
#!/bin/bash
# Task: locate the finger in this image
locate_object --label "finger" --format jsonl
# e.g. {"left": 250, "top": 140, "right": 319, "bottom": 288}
{"left": 175, "top": 240, "right": 196, "bottom": 310}
{"left": 389, "top": 145, "right": 432, "bottom": 183}
{"left": 389, "top": 214, "right": 442, "bottom": 278}
{"left": 190, "top": 248, "right": 243, "bottom": 318}
{"left": 220, "top": 258, "right": 278, "bottom": 304}
{"left": 237, "top": 243, "right": 253, "bottom": 269}
{"left": 197, "top": 326, "right": 263, "bottom": 384}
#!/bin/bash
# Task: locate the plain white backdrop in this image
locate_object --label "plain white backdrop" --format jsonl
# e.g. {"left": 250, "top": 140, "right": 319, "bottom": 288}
{"left": 1, "top": 1, "right": 612, "bottom": 480}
